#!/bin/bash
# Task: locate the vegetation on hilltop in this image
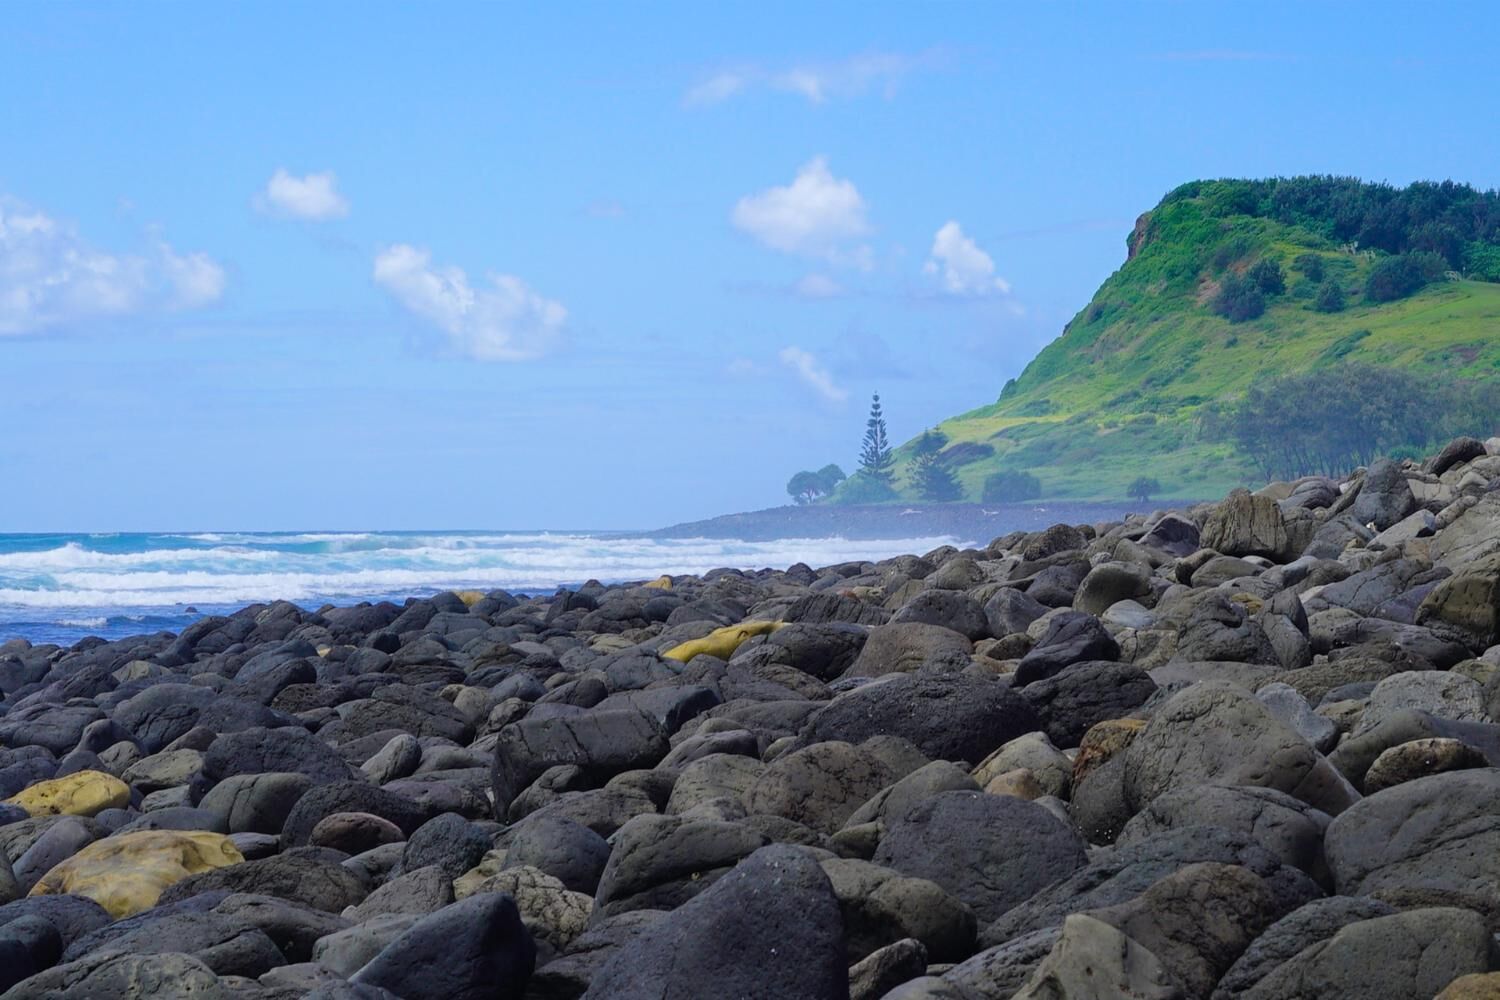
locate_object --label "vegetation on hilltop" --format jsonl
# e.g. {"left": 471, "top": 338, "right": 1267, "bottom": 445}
{"left": 848, "top": 176, "right": 1500, "bottom": 502}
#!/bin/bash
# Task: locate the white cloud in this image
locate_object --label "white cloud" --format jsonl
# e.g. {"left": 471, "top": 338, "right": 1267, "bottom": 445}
{"left": 372, "top": 244, "right": 566, "bottom": 362}
{"left": 158, "top": 243, "right": 227, "bottom": 308}
{"left": 686, "top": 50, "right": 941, "bottom": 107}
{"left": 0, "top": 197, "right": 225, "bottom": 336}
{"left": 684, "top": 72, "right": 748, "bottom": 107}
{"left": 779, "top": 346, "right": 847, "bottom": 403}
{"left": 794, "top": 273, "right": 844, "bottom": 299}
{"left": 732, "top": 158, "right": 871, "bottom": 267}
{"left": 923, "top": 221, "right": 1011, "bottom": 296}
{"left": 256, "top": 169, "right": 350, "bottom": 221}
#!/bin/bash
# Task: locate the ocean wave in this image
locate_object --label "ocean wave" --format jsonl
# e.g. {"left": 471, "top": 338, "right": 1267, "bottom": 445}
{"left": 0, "top": 533, "right": 962, "bottom": 609}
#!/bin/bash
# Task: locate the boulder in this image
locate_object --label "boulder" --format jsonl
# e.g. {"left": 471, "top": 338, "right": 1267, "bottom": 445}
{"left": 844, "top": 623, "right": 973, "bottom": 678}
{"left": 890, "top": 592, "right": 989, "bottom": 642}
{"left": 745, "top": 742, "right": 896, "bottom": 834}
{"left": 1123, "top": 681, "right": 1358, "bottom": 817}
{"left": 1350, "top": 459, "right": 1417, "bottom": 532}
{"left": 1324, "top": 768, "right": 1500, "bottom": 916}
{"left": 799, "top": 674, "right": 1040, "bottom": 765}
{"left": 1010, "top": 913, "right": 1182, "bottom": 1000}
{"left": 491, "top": 709, "right": 669, "bottom": 817}
{"left": 820, "top": 857, "right": 977, "bottom": 963}
{"left": 1419, "top": 553, "right": 1500, "bottom": 651}
{"left": 350, "top": 891, "right": 535, "bottom": 1000}
{"left": 1364, "top": 737, "right": 1490, "bottom": 792}
{"left": 1015, "top": 613, "right": 1119, "bottom": 685}
{"left": 1117, "top": 784, "right": 1330, "bottom": 880}
{"left": 873, "top": 790, "right": 1087, "bottom": 926}
{"left": 981, "top": 825, "right": 1322, "bottom": 950}
{"left": 28, "top": 829, "right": 244, "bottom": 918}
{"left": 0, "top": 950, "right": 228, "bottom": 999}
{"left": 1213, "top": 896, "right": 1396, "bottom": 998}
{"left": 983, "top": 588, "right": 1049, "bottom": 639}
{"left": 3, "top": 771, "right": 128, "bottom": 819}
{"left": 592, "top": 813, "right": 767, "bottom": 917}
{"left": 1242, "top": 907, "right": 1490, "bottom": 1000}
{"left": 499, "top": 814, "right": 610, "bottom": 894}
{"left": 1354, "top": 670, "right": 1486, "bottom": 735}
{"left": 1021, "top": 661, "right": 1156, "bottom": 749}
{"left": 582, "top": 844, "right": 848, "bottom": 1000}
{"left": 158, "top": 854, "right": 368, "bottom": 913}
{"left": 1202, "top": 489, "right": 1296, "bottom": 561}
{"left": 1074, "top": 562, "right": 1153, "bottom": 617}
{"left": 1084, "top": 862, "right": 1287, "bottom": 997}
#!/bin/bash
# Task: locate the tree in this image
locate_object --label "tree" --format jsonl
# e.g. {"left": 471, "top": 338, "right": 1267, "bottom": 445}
{"left": 912, "top": 428, "right": 948, "bottom": 457}
{"left": 1313, "top": 278, "right": 1346, "bottom": 313}
{"left": 1128, "top": 476, "right": 1162, "bottom": 502}
{"left": 858, "top": 393, "right": 894, "bottom": 485}
{"left": 982, "top": 469, "right": 1042, "bottom": 503}
{"left": 1230, "top": 364, "right": 1456, "bottom": 480}
{"left": 814, "top": 464, "right": 847, "bottom": 496}
{"left": 1248, "top": 258, "right": 1286, "bottom": 296}
{"left": 786, "top": 470, "right": 824, "bottom": 505}
{"left": 1211, "top": 272, "right": 1266, "bottom": 322}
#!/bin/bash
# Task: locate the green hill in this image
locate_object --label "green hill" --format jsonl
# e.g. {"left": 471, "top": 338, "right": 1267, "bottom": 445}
{"left": 873, "top": 176, "right": 1500, "bottom": 502}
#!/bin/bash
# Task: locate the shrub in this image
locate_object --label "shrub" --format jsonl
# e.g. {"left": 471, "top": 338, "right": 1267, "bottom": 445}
{"left": 1313, "top": 278, "right": 1347, "bottom": 313}
{"left": 1211, "top": 273, "right": 1266, "bottom": 322}
{"left": 1248, "top": 258, "right": 1286, "bottom": 295}
{"left": 1365, "top": 251, "right": 1447, "bottom": 302}
{"left": 982, "top": 470, "right": 1043, "bottom": 503}
{"left": 1292, "top": 252, "right": 1326, "bottom": 282}
{"left": 838, "top": 473, "right": 898, "bottom": 504}
{"left": 1128, "top": 476, "right": 1162, "bottom": 502}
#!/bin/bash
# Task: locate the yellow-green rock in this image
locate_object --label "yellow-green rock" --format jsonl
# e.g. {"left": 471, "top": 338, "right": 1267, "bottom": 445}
{"left": 642, "top": 575, "right": 674, "bottom": 590}
{"left": 29, "top": 829, "right": 244, "bottom": 918}
{"left": 455, "top": 589, "right": 487, "bottom": 607}
{"left": 4, "top": 770, "right": 130, "bottom": 818}
{"left": 662, "top": 620, "right": 785, "bottom": 663}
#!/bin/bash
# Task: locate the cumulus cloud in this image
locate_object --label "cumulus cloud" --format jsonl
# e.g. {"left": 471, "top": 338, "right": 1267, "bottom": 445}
{"left": 255, "top": 169, "right": 350, "bottom": 221}
{"left": 685, "top": 50, "right": 942, "bottom": 107}
{"left": 733, "top": 158, "right": 871, "bottom": 267}
{"left": 0, "top": 197, "right": 225, "bottom": 336}
{"left": 372, "top": 244, "right": 566, "bottom": 361}
{"left": 779, "top": 346, "right": 847, "bottom": 403}
{"left": 923, "top": 221, "right": 1011, "bottom": 296}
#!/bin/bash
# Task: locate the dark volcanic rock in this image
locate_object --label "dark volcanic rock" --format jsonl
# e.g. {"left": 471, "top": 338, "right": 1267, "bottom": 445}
{"left": 873, "top": 790, "right": 1087, "bottom": 926}
{"left": 799, "top": 673, "right": 1039, "bottom": 764}
{"left": 582, "top": 844, "right": 848, "bottom": 1000}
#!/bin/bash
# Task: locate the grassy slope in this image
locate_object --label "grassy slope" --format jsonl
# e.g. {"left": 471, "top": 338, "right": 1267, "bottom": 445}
{"left": 879, "top": 191, "right": 1500, "bottom": 502}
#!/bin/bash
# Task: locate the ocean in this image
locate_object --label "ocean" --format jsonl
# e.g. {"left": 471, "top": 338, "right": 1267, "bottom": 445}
{"left": 0, "top": 531, "right": 972, "bottom": 647}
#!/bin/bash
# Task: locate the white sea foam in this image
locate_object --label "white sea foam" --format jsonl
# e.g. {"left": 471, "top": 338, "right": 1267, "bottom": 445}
{"left": 0, "top": 532, "right": 963, "bottom": 609}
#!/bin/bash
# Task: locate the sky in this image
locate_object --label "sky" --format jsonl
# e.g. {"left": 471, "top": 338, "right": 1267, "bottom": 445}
{"left": 2, "top": 2, "right": 1498, "bottom": 531}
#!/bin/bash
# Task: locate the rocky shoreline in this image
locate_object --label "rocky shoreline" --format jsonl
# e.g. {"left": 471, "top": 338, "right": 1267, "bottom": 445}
{"left": 2, "top": 437, "right": 1500, "bottom": 998}
{"left": 642, "top": 500, "right": 1163, "bottom": 542}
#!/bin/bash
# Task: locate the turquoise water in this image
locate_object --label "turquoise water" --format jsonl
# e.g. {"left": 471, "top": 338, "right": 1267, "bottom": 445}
{"left": 0, "top": 531, "right": 964, "bottom": 645}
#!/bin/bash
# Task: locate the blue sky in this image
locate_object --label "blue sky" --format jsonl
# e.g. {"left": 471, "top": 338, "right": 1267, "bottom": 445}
{"left": 2, "top": 2, "right": 1497, "bottom": 530}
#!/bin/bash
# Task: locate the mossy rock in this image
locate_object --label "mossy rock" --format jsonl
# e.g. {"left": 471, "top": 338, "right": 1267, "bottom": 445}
{"left": 30, "top": 829, "right": 244, "bottom": 918}
{"left": 661, "top": 620, "right": 784, "bottom": 663}
{"left": 4, "top": 770, "right": 130, "bottom": 818}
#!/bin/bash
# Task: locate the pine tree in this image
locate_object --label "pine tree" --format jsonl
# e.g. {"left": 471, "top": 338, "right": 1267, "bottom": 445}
{"left": 858, "top": 393, "right": 894, "bottom": 485}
